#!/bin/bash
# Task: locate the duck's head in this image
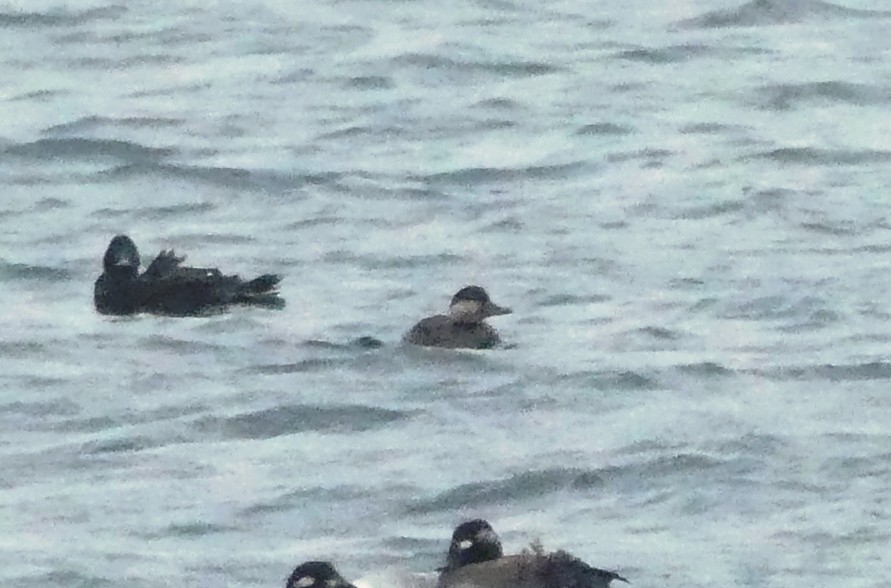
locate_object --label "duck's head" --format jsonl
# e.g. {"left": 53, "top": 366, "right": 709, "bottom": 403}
{"left": 446, "top": 519, "right": 503, "bottom": 570}
{"left": 103, "top": 235, "right": 140, "bottom": 275}
{"left": 448, "top": 286, "right": 511, "bottom": 323}
{"left": 286, "top": 562, "right": 357, "bottom": 588}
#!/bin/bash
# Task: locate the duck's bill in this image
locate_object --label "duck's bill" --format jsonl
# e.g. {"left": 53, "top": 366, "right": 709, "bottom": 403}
{"left": 484, "top": 302, "right": 512, "bottom": 317}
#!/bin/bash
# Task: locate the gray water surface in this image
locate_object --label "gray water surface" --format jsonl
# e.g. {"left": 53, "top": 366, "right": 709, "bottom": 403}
{"left": 2, "top": 0, "right": 891, "bottom": 586}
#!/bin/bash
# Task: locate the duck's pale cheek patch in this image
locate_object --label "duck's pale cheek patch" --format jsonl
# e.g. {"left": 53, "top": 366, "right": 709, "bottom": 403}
{"left": 450, "top": 300, "right": 482, "bottom": 317}
{"left": 459, "top": 539, "right": 474, "bottom": 550}
{"left": 294, "top": 576, "right": 316, "bottom": 588}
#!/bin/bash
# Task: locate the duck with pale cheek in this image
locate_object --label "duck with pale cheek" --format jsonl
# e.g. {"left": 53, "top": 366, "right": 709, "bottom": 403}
{"left": 286, "top": 562, "right": 358, "bottom": 588}
{"left": 442, "top": 519, "right": 504, "bottom": 572}
{"left": 437, "top": 519, "right": 629, "bottom": 588}
{"left": 404, "top": 286, "right": 512, "bottom": 349}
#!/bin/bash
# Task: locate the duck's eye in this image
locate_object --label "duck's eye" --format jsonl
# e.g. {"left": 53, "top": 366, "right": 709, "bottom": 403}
{"left": 294, "top": 576, "right": 316, "bottom": 588}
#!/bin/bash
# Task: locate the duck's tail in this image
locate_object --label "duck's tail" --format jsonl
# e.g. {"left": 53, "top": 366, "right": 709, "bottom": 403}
{"left": 235, "top": 274, "right": 284, "bottom": 308}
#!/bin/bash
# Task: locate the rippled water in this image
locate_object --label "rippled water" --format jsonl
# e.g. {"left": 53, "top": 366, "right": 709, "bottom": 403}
{"left": 3, "top": 0, "right": 891, "bottom": 586}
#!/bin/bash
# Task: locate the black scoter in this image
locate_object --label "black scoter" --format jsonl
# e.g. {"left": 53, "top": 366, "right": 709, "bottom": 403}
{"left": 94, "top": 234, "right": 283, "bottom": 316}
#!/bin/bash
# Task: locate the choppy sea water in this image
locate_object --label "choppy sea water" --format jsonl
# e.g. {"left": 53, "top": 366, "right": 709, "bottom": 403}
{"left": 3, "top": 0, "right": 891, "bottom": 586}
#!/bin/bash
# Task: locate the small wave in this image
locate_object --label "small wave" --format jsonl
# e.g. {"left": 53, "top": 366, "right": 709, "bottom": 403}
{"left": 574, "top": 122, "right": 632, "bottom": 136}
{"left": 394, "top": 53, "right": 559, "bottom": 77}
{"left": 674, "top": 199, "right": 746, "bottom": 220}
{"left": 757, "top": 81, "right": 890, "bottom": 110}
{"left": 195, "top": 403, "right": 409, "bottom": 440}
{"left": 13, "top": 570, "right": 114, "bottom": 587}
{"left": 96, "top": 162, "right": 339, "bottom": 193}
{"left": 721, "top": 294, "right": 833, "bottom": 322}
{"left": 33, "top": 197, "right": 70, "bottom": 211}
{"left": 55, "top": 416, "right": 117, "bottom": 433}
{"left": 564, "top": 369, "right": 659, "bottom": 391}
{"left": 473, "top": 97, "right": 523, "bottom": 110}
{"left": 345, "top": 75, "right": 394, "bottom": 90}
{"left": 65, "top": 54, "right": 184, "bottom": 69}
{"left": 241, "top": 485, "right": 368, "bottom": 516}
{"left": 799, "top": 220, "right": 859, "bottom": 236}
{"left": 614, "top": 44, "right": 711, "bottom": 64}
{"left": 750, "top": 147, "right": 891, "bottom": 165}
{"left": 637, "top": 326, "right": 680, "bottom": 340}
{"left": 679, "top": 122, "right": 744, "bottom": 135}
{"left": 761, "top": 361, "right": 891, "bottom": 381}
{"left": 82, "top": 435, "right": 160, "bottom": 454}
{"left": 408, "top": 467, "right": 602, "bottom": 513}
{"left": 44, "top": 115, "right": 184, "bottom": 136}
{"left": 0, "top": 398, "right": 79, "bottom": 416}
{"left": 0, "top": 6, "right": 125, "bottom": 28}
{"left": 140, "top": 334, "right": 228, "bottom": 353}
{"left": 412, "top": 161, "right": 592, "bottom": 187}
{"left": 91, "top": 201, "right": 216, "bottom": 221}
{"left": 323, "top": 251, "right": 466, "bottom": 270}
{"left": 8, "top": 88, "right": 68, "bottom": 102}
{"left": 679, "top": 0, "right": 891, "bottom": 29}
{"left": 0, "top": 341, "right": 46, "bottom": 357}
{"left": 0, "top": 259, "right": 72, "bottom": 282}
{"left": 537, "top": 293, "right": 610, "bottom": 307}
{"left": 606, "top": 148, "right": 673, "bottom": 164}
{"left": 678, "top": 362, "right": 735, "bottom": 376}
{"left": 248, "top": 359, "right": 350, "bottom": 374}
{"left": 708, "top": 433, "right": 788, "bottom": 456}
{"left": 163, "top": 521, "right": 237, "bottom": 537}
{"left": 5, "top": 137, "right": 173, "bottom": 163}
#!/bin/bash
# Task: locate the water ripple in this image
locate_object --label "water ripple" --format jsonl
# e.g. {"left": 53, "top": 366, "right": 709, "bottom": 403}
{"left": 408, "top": 467, "right": 602, "bottom": 513}
{"left": 679, "top": 0, "right": 891, "bottom": 29}
{"left": 750, "top": 147, "right": 891, "bottom": 165}
{"left": 0, "top": 260, "right": 72, "bottom": 282}
{"left": 757, "top": 81, "right": 891, "bottom": 110}
{"left": 0, "top": 6, "right": 125, "bottom": 28}
{"left": 194, "top": 403, "right": 411, "bottom": 440}
{"left": 5, "top": 138, "right": 173, "bottom": 163}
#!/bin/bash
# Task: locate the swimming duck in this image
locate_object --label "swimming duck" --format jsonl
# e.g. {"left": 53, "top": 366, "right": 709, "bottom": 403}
{"left": 404, "top": 286, "right": 511, "bottom": 349}
{"left": 94, "top": 234, "right": 283, "bottom": 316}
{"left": 442, "top": 519, "right": 504, "bottom": 572}
{"left": 286, "top": 562, "right": 357, "bottom": 588}
{"left": 437, "top": 519, "right": 628, "bottom": 588}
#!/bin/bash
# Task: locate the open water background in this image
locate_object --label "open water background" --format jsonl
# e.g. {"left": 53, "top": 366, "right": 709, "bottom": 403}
{"left": 2, "top": 0, "right": 891, "bottom": 586}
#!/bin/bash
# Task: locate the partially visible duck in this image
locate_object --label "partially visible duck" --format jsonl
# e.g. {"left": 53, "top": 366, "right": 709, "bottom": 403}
{"left": 437, "top": 519, "right": 628, "bottom": 588}
{"left": 442, "top": 519, "right": 504, "bottom": 572}
{"left": 286, "top": 561, "right": 357, "bottom": 588}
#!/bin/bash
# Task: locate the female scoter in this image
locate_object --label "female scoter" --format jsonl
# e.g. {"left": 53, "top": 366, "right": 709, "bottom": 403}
{"left": 404, "top": 286, "right": 511, "bottom": 349}
{"left": 437, "top": 519, "right": 628, "bottom": 588}
{"left": 94, "top": 234, "right": 283, "bottom": 316}
{"left": 286, "top": 562, "right": 357, "bottom": 588}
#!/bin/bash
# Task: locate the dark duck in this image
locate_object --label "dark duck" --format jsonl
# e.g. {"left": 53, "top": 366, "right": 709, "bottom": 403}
{"left": 404, "top": 286, "right": 511, "bottom": 349}
{"left": 437, "top": 519, "right": 629, "bottom": 588}
{"left": 285, "top": 562, "right": 357, "bottom": 588}
{"left": 94, "top": 235, "right": 283, "bottom": 316}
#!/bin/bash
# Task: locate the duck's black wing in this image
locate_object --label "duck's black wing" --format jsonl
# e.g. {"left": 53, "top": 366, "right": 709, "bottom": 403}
{"left": 544, "top": 551, "right": 629, "bottom": 588}
{"left": 138, "top": 251, "right": 283, "bottom": 316}
{"left": 143, "top": 249, "right": 185, "bottom": 279}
